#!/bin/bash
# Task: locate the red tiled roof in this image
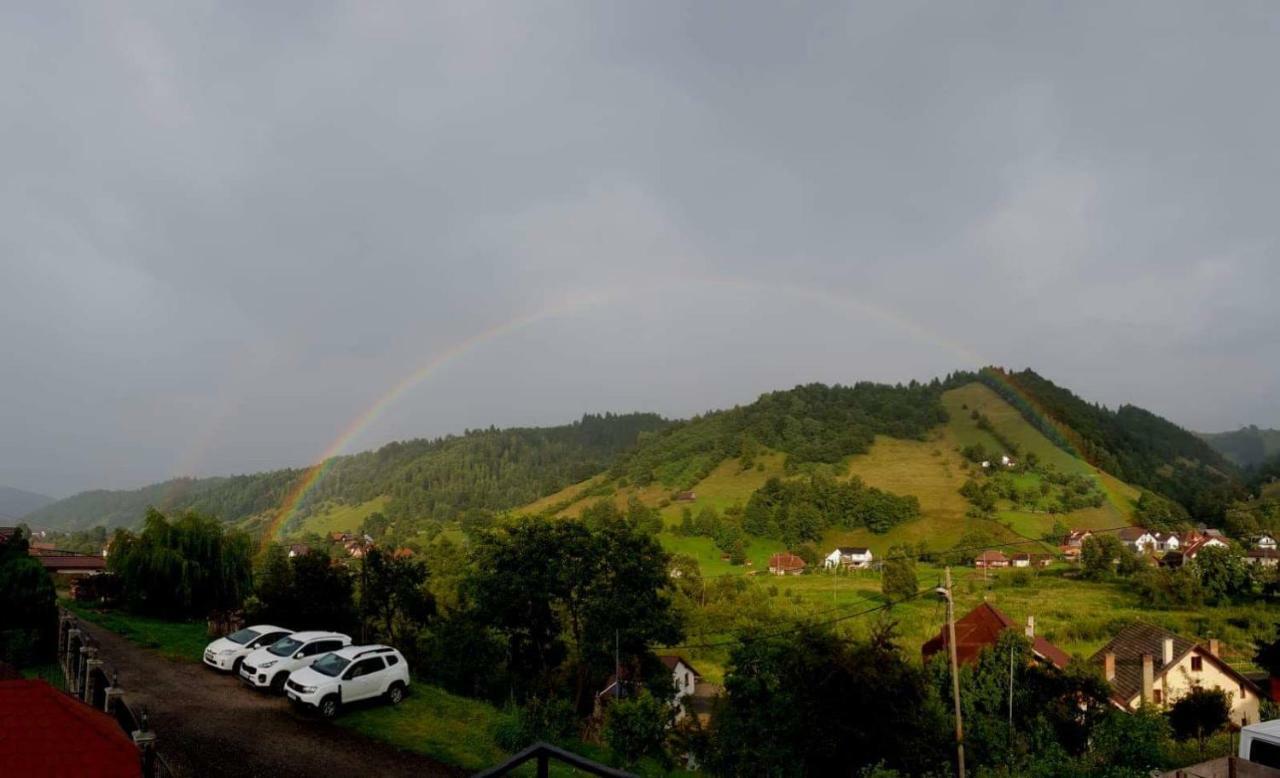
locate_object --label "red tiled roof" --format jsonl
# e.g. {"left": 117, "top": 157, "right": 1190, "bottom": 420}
{"left": 768, "top": 553, "right": 806, "bottom": 571}
{"left": 0, "top": 680, "right": 140, "bottom": 777}
{"left": 922, "top": 602, "right": 1070, "bottom": 670}
{"left": 975, "top": 550, "right": 1008, "bottom": 563}
{"left": 35, "top": 555, "right": 106, "bottom": 571}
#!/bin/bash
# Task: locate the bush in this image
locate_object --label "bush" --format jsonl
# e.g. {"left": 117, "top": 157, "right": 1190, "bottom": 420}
{"left": 602, "top": 690, "right": 673, "bottom": 768}
{"left": 493, "top": 696, "right": 577, "bottom": 751}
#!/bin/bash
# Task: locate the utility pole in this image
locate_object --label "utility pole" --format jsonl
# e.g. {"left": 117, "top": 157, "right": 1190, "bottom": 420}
{"left": 939, "top": 567, "right": 966, "bottom": 778}
{"left": 1008, "top": 641, "right": 1014, "bottom": 756}
{"left": 614, "top": 630, "right": 621, "bottom": 701}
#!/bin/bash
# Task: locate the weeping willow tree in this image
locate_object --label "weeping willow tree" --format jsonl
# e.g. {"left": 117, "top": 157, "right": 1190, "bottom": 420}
{"left": 108, "top": 508, "right": 254, "bottom": 619}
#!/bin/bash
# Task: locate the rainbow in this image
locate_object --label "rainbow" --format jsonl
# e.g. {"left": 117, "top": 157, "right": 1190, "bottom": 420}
{"left": 260, "top": 290, "right": 613, "bottom": 543}
{"left": 256, "top": 274, "right": 987, "bottom": 546}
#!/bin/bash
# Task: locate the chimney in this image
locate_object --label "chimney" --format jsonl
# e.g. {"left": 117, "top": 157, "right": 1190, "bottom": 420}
{"left": 1142, "top": 654, "right": 1154, "bottom": 703}
{"left": 1163, "top": 637, "right": 1174, "bottom": 666}
{"left": 1104, "top": 652, "right": 1116, "bottom": 682}
{"left": 1025, "top": 616, "right": 1035, "bottom": 639}
{"left": 1207, "top": 638, "right": 1220, "bottom": 657}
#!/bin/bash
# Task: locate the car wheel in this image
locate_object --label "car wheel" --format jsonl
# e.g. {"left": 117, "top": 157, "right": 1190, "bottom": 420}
{"left": 387, "top": 683, "right": 405, "bottom": 705}
{"left": 232, "top": 657, "right": 243, "bottom": 675}
{"left": 270, "top": 673, "right": 287, "bottom": 693}
{"left": 319, "top": 696, "right": 340, "bottom": 719}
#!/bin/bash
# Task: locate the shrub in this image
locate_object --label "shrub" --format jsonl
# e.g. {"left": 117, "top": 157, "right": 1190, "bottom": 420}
{"left": 602, "top": 690, "right": 673, "bottom": 767}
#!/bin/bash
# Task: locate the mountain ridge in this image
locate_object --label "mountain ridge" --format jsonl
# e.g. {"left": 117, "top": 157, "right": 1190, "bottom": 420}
{"left": 0, "top": 485, "right": 55, "bottom": 520}
{"left": 25, "top": 368, "right": 1243, "bottom": 533}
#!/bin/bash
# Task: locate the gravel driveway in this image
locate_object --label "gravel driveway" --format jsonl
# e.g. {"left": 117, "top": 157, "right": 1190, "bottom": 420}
{"left": 78, "top": 621, "right": 465, "bottom": 778}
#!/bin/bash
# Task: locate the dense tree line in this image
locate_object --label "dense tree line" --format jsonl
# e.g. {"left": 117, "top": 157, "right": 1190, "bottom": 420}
{"left": 742, "top": 474, "right": 920, "bottom": 544}
{"left": 962, "top": 368, "right": 1246, "bottom": 521}
{"left": 29, "top": 413, "right": 669, "bottom": 533}
{"left": 108, "top": 509, "right": 254, "bottom": 619}
{"left": 0, "top": 528, "right": 57, "bottom": 666}
{"left": 609, "top": 381, "right": 949, "bottom": 490}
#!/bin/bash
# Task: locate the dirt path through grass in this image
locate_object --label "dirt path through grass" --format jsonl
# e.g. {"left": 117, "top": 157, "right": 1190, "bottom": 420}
{"left": 77, "top": 620, "right": 464, "bottom": 778}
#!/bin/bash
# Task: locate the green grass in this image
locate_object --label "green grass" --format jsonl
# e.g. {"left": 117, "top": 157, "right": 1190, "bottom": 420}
{"left": 338, "top": 684, "right": 514, "bottom": 772}
{"left": 62, "top": 601, "right": 209, "bottom": 662}
{"left": 338, "top": 683, "right": 690, "bottom": 776}
{"left": 289, "top": 496, "right": 390, "bottom": 539}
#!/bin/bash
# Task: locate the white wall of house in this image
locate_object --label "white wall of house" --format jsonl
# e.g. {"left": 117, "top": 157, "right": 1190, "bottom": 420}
{"left": 1123, "top": 649, "right": 1261, "bottom": 725}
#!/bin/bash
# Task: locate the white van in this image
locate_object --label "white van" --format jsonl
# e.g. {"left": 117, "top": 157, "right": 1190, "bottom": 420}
{"left": 1240, "top": 719, "right": 1280, "bottom": 769}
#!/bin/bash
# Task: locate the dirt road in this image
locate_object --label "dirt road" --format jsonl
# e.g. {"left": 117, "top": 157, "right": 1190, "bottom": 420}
{"left": 78, "top": 621, "right": 465, "bottom": 778}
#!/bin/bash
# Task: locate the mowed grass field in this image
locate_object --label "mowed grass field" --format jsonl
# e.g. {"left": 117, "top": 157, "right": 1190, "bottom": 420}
{"left": 288, "top": 496, "right": 390, "bottom": 539}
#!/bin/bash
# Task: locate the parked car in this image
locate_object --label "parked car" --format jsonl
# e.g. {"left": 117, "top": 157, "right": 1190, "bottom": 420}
{"left": 1241, "top": 718, "right": 1280, "bottom": 769}
{"left": 284, "top": 644, "right": 410, "bottom": 718}
{"left": 203, "top": 625, "right": 293, "bottom": 674}
{"left": 239, "top": 631, "right": 351, "bottom": 693}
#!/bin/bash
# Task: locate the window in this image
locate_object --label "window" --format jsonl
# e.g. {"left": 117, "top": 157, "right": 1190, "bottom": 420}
{"left": 1191, "top": 656, "right": 1203, "bottom": 672}
{"left": 345, "top": 657, "right": 385, "bottom": 679}
{"left": 386, "top": 655, "right": 399, "bottom": 666}
{"left": 1153, "top": 690, "right": 1163, "bottom": 704}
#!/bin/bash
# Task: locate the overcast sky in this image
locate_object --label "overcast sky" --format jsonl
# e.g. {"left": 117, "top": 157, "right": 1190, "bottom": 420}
{"left": 3, "top": 2, "right": 1278, "bottom": 496}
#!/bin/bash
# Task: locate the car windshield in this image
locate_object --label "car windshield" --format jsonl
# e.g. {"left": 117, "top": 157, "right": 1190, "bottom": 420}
{"left": 226, "top": 628, "right": 261, "bottom": 645}
{"left": 268, "top": 637, "right": 303, "bottom": 657}
{"left": 311, "top": 654, "right": 350, "bottom": 677}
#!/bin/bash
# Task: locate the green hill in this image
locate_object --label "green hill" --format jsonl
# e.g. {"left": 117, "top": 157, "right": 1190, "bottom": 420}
{"left": 524, "top": 381, "right": 1141, "bottom": 568}
{"left": 31, "top": 368, "right": 1240, "bottom": 546}
{"left": 26, "top": 413, "right": 670, "bottom": 533}
{"left": 0, "top": 485, "right": 54, "bottom": 520}
{"left": 1199, "top": 425, "right": 1280, "bottom": 468}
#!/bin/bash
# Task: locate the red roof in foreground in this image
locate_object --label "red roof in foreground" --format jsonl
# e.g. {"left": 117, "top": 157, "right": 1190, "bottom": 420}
{"left": 0, "top": 680, "right": 139, "bottom": 777}
{"left": 922, "top": 602, "right": 1071, "bottom": 670}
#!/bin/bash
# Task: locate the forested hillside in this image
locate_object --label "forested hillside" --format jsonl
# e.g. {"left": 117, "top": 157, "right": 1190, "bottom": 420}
{"left": 0, "top": 485, "right": 53, "bottom": 519}
{"left": 27, "top": 414, "right": 669, "bottom": 532}
{"left": 1200, "top": 425, "right": 1280, "bottom": 468}
{"left": 609, "top": 381, "right": 948, "bottom": 490}
{"left": 971, "top": 368, "right": 1244, "bottom": 520}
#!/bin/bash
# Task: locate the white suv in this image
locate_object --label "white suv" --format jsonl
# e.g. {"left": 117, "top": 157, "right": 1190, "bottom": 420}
{"left": 203, "top": 625, "right": 293, "bottom": 674}
{"left": 239, "top": 631, "right": 351, "bottom": 693}
{"left": 285, "top": 645, "right": 410, "bottom": 717}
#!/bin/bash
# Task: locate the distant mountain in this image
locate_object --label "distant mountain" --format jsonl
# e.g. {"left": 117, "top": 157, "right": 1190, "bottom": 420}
{"left": 27, "top": 368, "right": 1250, "bottom": 535}
{"left": 24, "top": 413, "right": 671, "bottom": 532}
{"left": 0, "top": 485, "right": 54, "bottom": 521}
{"left": 1198, "top": 426, "right": 1280, "bottom": 468}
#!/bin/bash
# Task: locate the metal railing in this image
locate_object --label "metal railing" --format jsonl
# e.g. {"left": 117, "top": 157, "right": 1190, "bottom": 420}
{"left": 474, "top": 741, "right": 637, "bottom": 778}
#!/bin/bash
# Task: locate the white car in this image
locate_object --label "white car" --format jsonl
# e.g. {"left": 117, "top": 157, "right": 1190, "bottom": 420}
{"left": 284, "top": 644, "right": 410, "bottom": 718}
{"left": 239, "top": 631, "right": 351, "bottom": 693}
{"left": 203, "top": 625, "right": 293, "bottom": 674}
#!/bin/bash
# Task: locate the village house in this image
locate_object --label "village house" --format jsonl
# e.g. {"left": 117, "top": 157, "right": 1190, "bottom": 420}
{"left": 1117, "top": 527, "right": 1159, "bottom": 554}
{"left": 974, "top": 550, "right": 1009, "bottom": 569}
{"left": 1152, "top": 531, "right": 1181, "bottom": 553}
{"left": 823, "top": 546, "right": 873, "bottom": 570}
{"left": 1247, "top": 549, "right": 1280, "bottom": 568}
{"left": 1090, "top": 623, "right": 1262, "bottom": 724}
{"left": 922, "top": 603, "right": 1069, "bottom": 669}
{"left": 768, "top": 552, "right": 806, "bottom": 575}
{"left": 1164, "top": 535, "right": 1232, "bottom": 567}
{"left": 287, "top": 544, "right": 311, "bottom": 558}
{"left": 1061, "top": 529, "right": 1093, "bottom": 561}
{"left": 1255, "top": 534, "right": 1278, "bottom": 551}
{"left": 673, "top": 491, "right": 697, "bottom": 502}
{"left": 595, "top": 655, "right": 717, "bottom": 724}
{"left": 1010, "top": 553, "right": 1032, "bottom": 568}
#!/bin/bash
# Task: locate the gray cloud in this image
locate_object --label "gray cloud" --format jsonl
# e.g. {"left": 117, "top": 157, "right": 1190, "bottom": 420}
{"left": 2, "top": 1, "right": 1277, "bottom": 495}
